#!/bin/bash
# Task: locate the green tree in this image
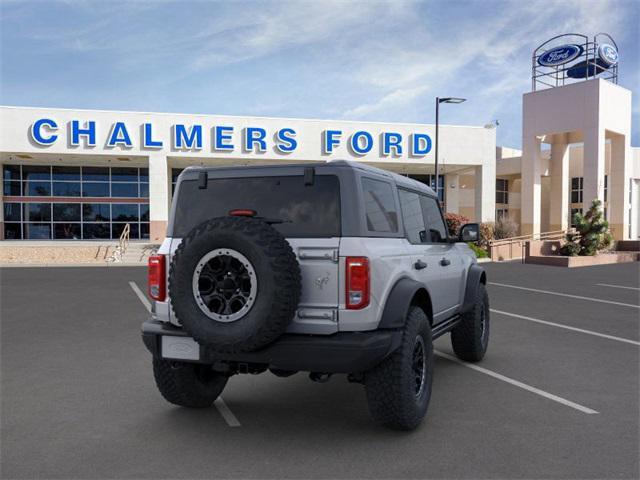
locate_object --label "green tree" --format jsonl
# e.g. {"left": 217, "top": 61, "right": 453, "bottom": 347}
{"left": 560, "top": 199, "right": 613, "bottom": 256}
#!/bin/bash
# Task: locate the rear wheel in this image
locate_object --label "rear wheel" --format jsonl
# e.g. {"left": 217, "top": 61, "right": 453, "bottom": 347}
{"left": 152, "top": 359, "right": 228, "bottom": 408}
{"left": 364, "top": 306, "right": 433, "bottom": 430}
{"left": 451, "top": 283, "right": 490, "bottom": 362}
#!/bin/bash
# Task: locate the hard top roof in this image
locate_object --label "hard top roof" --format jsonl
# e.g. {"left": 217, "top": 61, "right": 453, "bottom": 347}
{"left": 183, "top": 160, "right": 436, "bottom": 196}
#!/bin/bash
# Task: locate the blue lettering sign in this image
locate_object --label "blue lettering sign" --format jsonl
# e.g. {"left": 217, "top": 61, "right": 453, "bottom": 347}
{"left": 30, "top": 118, "right": 58, "bottom": 145}
{"left": 107, "top": 122, "right": 132, "bottom": 148}
{"left": 244, "top": 127, "right": 267, "bottom": 152}
{"left": 143, "top": 123, "right": 163, "bottom": 148}
{"left": 350, "top": 131, "right": 373, "bottom": 155}
{"left": 214, "top": 126, "right": 234, "bottom": 151}
{"left": 71, "top": 120, "right": 96, "bottom": 147}
{"left": 382, "top": 132, "right": 403, "bottom": 156}
{"left": 174, "top": 124, "right": 202, "bottom": 150}
{"left": 411, "top": 133, "right": 432, "bottom": 156}
{"left": 323, "top": 130, "right": 342, "bottom": 154}
{"left": 275, "top": 128, "right": 297, "bottom": 153}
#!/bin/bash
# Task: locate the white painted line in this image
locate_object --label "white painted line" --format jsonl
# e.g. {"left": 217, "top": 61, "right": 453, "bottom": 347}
{"left": 435, "top": 351, "right": 599, "bottom": 415}
{"left": 129, "top": 281, "right": 151, "bottom": 312}
{"left": 596, "top": 283, "right": 640, "bottom": 291}
{"left": 491, "top": 309, "right": 640, "bottom": 347}
{"left": 215, "top": 398, "right": 241, "bottom": 427}
{"left": 128, "top": 281, "right": 241, "bottom": 427}
{"left": 489, "top": 282, "right": 640, "bottom": 309}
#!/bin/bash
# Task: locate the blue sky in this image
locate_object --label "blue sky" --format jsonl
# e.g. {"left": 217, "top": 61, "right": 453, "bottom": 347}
{"left": 1, "top": 0, "right": 638, "bottom": 148}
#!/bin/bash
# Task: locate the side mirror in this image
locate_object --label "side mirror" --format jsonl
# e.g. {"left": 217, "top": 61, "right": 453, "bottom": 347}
{"left": 459, "top": 223, "right": 480, "bottom": 243}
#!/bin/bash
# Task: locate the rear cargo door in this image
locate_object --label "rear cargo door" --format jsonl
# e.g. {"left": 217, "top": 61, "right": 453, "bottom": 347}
{"left": 286, "top": 238, "right": 340, "bottom": 334}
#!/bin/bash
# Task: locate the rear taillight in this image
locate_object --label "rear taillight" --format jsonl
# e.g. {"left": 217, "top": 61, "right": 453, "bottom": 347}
{"left": 345, "top": 257, "right": 369, "bottom": 310}
{"left": 148, "top": 255, "right": 166, "bottom": 301}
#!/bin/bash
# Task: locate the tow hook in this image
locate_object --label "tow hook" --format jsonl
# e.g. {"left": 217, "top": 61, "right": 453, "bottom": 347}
{"left": 309, "top": 372, "right": 332, "bottom": 383}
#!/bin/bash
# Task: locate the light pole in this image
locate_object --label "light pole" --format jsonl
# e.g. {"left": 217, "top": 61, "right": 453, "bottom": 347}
{"left": 435, "top": 97, "right": 466, "bottom": 202}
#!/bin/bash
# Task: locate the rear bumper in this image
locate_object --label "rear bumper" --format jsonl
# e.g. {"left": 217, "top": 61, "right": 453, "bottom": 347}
{"left": 141, "top": 320, "right": 402, "bottom": 374}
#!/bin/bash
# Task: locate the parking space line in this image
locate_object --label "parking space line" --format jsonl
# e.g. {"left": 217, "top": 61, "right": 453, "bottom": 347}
{"left": 489, "top": 282, "right": 640, "bottom": 309}
{"left": 596, "top": 283, "right": 640, "bottom": 291}
{"left": 491, "top": 309, "right": 640, "bottom": 346}
{"left": 215, "top": 398, "right": 242, "bottom": 427}
{"left": 128, "top": 281, "right": 242, "bottom": 427}
{"left": 129, "top": 281, "right": 151, "bottom": 312}
{"left": 435, "top": 351, "right": 599, "bottom": 415}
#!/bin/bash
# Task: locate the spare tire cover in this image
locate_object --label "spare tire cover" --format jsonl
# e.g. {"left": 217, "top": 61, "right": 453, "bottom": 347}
{"left": 169, "top": 216, "right": 301, "bottom": 353}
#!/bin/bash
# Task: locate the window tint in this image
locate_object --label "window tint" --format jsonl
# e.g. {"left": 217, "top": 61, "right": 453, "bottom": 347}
{"left": 420, "top": 196, "right": 448, "bottom": 243}
{"left": 399, "top": 189, "right": 426, "bottom": 244}
{"left": 25, "top": 181, "right": 51, "bottom": 196}
{"left": 4, "top": 203, "right": 21, "bottom": 221}
{"left": 361, "top": 178, "right": 398, "bottom": 233}
{"left": 53, "top": 182, "right": 81, "bottom": 197}
{"left": 82, "top": 182, "right": 109, "bottom": 197}
{"left": 83, "top": 203, "right": 111, "bottom": 221}
{"left": 23, "top": 165, "right": 51, "bottom": 181}
{"left": 112, "top": 204, "right": 139, "bottom": 221}
{"left": 52, "top": 166, "right": 80, "bottom": 181}
{"left": 173, "top": 175, "right": 341, "bottom": 238}
{"left": 53, "top": 204, "right": 81, "bottom": 222}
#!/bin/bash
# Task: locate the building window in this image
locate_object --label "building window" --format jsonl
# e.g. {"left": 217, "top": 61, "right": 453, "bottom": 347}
{"left": 171, "top": 168, "right": 185, "bottom": 195}
{"left": 570, "top": 208, "right": 583, "bottom": 228}
{"left": 571, "top": 177, "right": 583, "bottom": 203}
{"left": 407, "top": 174, "right": 445, "bottom": 203}
{"left": 496, "top": 178, "right": 508, "bottom": 204}
{"left": 604, "top": 175, "right": 608, "bottom": 203}
{"left": 2, "top": 164, "right": 150, "bottom": 240}
{"left": 496, "top": 208, "right": 509, "bottom": 220}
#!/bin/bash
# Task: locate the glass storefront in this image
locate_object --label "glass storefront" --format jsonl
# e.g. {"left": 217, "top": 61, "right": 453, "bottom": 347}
{"left": 3, "top": 165, "right": 149, "bottom": 240}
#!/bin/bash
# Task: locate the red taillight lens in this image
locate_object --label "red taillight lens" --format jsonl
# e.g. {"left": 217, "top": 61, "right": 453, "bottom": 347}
{"left": 148, "top": 255, "right": 166, "bottom": 301}
{"left": 345, "top": 256, "right": 369, "bottom": 310}
{"left": 229, "top": 209, "right": 257, "bottom": 217}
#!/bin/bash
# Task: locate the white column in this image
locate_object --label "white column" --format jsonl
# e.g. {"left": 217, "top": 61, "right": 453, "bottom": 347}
{"left": 445, "top": 173, "right": 459, "bottom": 214}
{"left": 549, "top": 134, "right": 569, "bottom": 232}
{"left": 609, "top": 134, "right": 631, "bottom": 240}
{"left": 582, "top": 126, "right": 605, "bottom": 210}
{"left": 521, "top": 135, "right": 542, "bottom": 236}
{"left": 474, "top": 163, "right": 495, "bottom": 223}
{"left": 148, "top": 153, "right": 170, "bottom": 243}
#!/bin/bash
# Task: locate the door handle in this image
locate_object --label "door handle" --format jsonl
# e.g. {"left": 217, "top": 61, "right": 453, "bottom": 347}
{"left": 414, "top": 260, "right": 427, "bottom": 270}
{"left": 440, "top": 257, "right": 451, "bottom": 266}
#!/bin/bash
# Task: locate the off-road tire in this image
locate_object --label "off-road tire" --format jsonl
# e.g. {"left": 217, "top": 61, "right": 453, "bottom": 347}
{"left": 451, "top": 283, "right": 490, "bottom": 362}
{"left": 152, "top": 359, "right": 228, "bottom": 408}
{"left": 364, "top": 306, "right": 433, "bottom": 431}
{"left": 169, "top": 217, "right": 301, "bottom": 353}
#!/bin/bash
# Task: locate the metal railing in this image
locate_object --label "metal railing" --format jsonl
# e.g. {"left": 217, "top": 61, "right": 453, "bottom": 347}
{"left": 106, "top": 223, "right": 131, "bottom": 263}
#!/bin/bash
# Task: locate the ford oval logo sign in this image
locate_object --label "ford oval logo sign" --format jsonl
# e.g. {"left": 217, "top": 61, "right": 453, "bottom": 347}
{"left": 538, "top": 44, "right": 583, "bottom": 67}
{"left": 598, "top": 44, "right": 618, "bottom": 66}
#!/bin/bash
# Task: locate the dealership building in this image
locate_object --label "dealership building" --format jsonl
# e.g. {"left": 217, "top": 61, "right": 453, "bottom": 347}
{"left": 0, "top": 34, "right": 638, "bottom": 243}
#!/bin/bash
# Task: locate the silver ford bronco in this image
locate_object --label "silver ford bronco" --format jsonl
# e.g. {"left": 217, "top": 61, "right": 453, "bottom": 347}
{"left": 142, "top": 160, "right": 489, "bottom": 430}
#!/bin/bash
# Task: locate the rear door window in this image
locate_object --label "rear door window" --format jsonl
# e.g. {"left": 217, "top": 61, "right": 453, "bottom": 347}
{"left": 420, "top": 196, "right": 448, "bottom": 243}
{"left": 361, "top": 177, "right": 398, "bottom": 233}
{"left": 173, "top": 175, "right": 340, "bottom": 238}
{"left": 399, "top": 189, "right": 427, "bottom": 244}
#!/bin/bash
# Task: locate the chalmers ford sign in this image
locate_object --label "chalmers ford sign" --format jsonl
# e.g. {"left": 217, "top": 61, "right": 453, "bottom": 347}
{"left": 29, "top": 118, "right": 434, "bottom": 157}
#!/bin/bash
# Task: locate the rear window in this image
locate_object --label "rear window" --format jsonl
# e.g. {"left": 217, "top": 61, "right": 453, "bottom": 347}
{"left": 172, "top": 175, "right": 341, "bottom": 237}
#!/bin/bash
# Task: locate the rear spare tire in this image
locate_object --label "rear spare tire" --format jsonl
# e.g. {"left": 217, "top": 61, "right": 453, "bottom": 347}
{"left": 169, "top": 217, "right": 301, "bottom": 353}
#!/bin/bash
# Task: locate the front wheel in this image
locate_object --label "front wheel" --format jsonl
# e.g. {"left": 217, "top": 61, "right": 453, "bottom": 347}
{"left": 451, "top": 283, "right": 490, "bottom": 362}
{"left": 364, "top": 306, "right": 433, "bottom": 430}
{"left": 152, "top": 359, "right": 228, "bottom": 408}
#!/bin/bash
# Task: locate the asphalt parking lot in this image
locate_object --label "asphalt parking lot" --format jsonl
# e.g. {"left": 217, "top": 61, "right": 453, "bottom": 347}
{"left": 1, "top": 261, "right": 639, "bottom": 479}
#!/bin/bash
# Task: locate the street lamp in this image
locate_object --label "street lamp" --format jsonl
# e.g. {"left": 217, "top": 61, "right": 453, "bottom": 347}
{"left": 435, "top": 97, "right": 466, "bottom": 201}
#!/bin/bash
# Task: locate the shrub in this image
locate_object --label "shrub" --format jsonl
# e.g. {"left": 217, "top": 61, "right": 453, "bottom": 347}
{"left": 479, "top": 222, "right": 495, "bottom": 249}
{"left": 444, "top": 212, "right": 470, "bottom": 237}
{"left": 494, "top": 216, "right": 519, "bottom": 240}
{"left": 467, "top": 242, "right": 488, "bottom": 258}
{"left": 560, "top": 199, "right": 613, "bottom": 256}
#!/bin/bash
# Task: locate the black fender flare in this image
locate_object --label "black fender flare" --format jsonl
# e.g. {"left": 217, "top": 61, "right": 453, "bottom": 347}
{"left": 461, "top": 264, "right": 487, "bottom": 314}
{"left": 378, "top": 278, "right": 431, "bottom": 329}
